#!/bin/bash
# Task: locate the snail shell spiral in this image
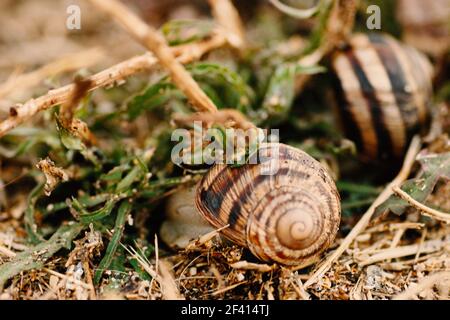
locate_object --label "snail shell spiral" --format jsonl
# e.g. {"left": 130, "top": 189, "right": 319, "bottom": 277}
{"left": 332, "top": 33, "right": 433, "bottom": 161}
{"left": 195, "top": 143, "right": 341, "bottom": 266}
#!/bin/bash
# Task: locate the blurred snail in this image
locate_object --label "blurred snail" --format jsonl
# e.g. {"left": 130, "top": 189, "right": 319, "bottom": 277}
{"left": 331, "top": 33, "right": 434, "bottom": 161}
{"left": 195, "top": 143, "right": 341, "bottom": 266}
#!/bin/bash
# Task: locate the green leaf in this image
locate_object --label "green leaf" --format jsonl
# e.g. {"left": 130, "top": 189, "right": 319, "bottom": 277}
{"left": 301, "top": 0, "right": 334, "bottom": 55}
{"left": 0, "top": 222, "right": 84, "bottom": 290}
{"left": 55, "top": 116, "right": 85, "bottom": 151}
{"left": 126, "top": 63, "right": 256, "bottom": 120}
{"left": 138, "top": 176, "right": 192, "bottom": 199}
{"left": 161, "top": 19, "right": 215, "bottom": 46}
{"left": 259, "top": 63, "right": 326, "bottom": 125}
{"left": 126, "top": 82, "right": 179, "bottom": 120}
{"left": 73, "top": 197, "right": 119, "bottom": 224}
{"left": 260, "top": 63, "right": 296, "bottom": 124}
{"left": 100, "top": 165, "right": 129, "bottom": 184}
{"left": 418, "top": 152, "right": 450, "bottom": 180}
{"left": 189, "top": 63, "right": 256, "bottom": 113}
{"left": 45, "top": 194, "right": 111, "bottom": 215}
{"left": 0, "top": 128, "right": 61, "bottom": 158}
{"left": 115, "top": 158, "right": 148, "bottom": 193}
{"left": 24, "top": 183, "right": 45, "bottom": 244}
{"left": 94, "top": 201, "right": 132, "bottom": 284}
{"left": 374, "top": 152, "right": 450, "bottom": 218}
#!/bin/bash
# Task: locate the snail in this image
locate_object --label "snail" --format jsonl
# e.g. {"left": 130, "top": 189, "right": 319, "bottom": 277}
{"left": 160, "top": 185, "right": 215, "bottom": 249}
{"left": 331, "top": 33, "right": 434, "bottom": 161}
{"left": 195, "top": 142, "right": 341, "bottom": 266}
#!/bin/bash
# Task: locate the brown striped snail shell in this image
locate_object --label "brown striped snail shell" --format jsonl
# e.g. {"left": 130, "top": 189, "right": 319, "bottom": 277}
{"left": 195, "top": 143, "right": 341, "bottom": 266}
{"left": 331, "top": 33, "right": 433, "bottom": 161}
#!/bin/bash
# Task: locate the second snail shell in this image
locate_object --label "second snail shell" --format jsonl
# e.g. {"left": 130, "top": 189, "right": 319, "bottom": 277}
{"left": 195, "top": 143, "right": 341, "bottom": 266}
{"left": 331, "top": 33, "right": 433, "bottom": 161}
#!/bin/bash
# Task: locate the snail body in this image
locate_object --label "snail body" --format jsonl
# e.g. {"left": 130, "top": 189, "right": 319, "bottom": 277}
{"left": 160, "top": 186, "right": 215, "bottom": 248}
{"left": 331, "top": 33, "right": 433, "bottom": 161}
{"left": 195, "top": 143, "right": 341, "bottom": 266}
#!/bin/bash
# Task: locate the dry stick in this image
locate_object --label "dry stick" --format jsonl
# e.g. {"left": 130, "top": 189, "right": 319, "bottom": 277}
{"left": 292, "top": 278, "right": 311, "bottom": 300}
{"left": 158, "top": 260, "right": 184, "bottom": 300}
{"left": 304, "top": 136, "right": 422, "bottom": 289}
{"left": 393, "top": 272, "right": 450, "bottom": 300}
{"left": 0, "top": 35, "right": 226, "bottom": 138}
{"left": 59, "top": 78, "right": 93, "bottom": 126}
{"left": 229, "top": 261, "right": 274, "bottom": 273}
{"left": 357, "top": 239, "right": 444, "bottom": 267}
{"left": 172, "top": 109, "right": 255, "bottom": 130}
{"left": 393, "top": 186, "right": 450, "bottom": 224}
{"left": 82, "top": 260, "right": 97, "bottom": 300}
{"left": 58, "top": 78, "right": 98, "bottom": 146}
{"left": 0, "top": 245, "right": 16, "bottom": 258}
{"left": 0, "top": 48, "right": 104, "bottom": 100}
{"left": 88, "top": 0, "right": 217, "bottom": 113}
{"left": 43, "top": 268, "right": 92, "bottom": 290}
{"left": 208, "top": 0, "right": 246, "bottom": 50}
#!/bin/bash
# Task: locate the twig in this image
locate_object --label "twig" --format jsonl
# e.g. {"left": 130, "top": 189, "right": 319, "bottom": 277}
{"left": 229, "top": 261, "right": 274, "bottom": 273}
{"left": 185, "top": 224, "right": 229, "bottom": 250}
{"left": 0, "top": 48, "right": 104, "bottom": 100}
{"left": 88, "top": 0, "right": 217, "bottom": 113}
{"left": 291, "top": 277, "right": 311, "bottom": 300}
{"left": 208, "top": 0, "right": 245, "bottom": 50}
{"left": 158, "top": 260, "right": 184, "bottom": 300}
{"left": 393, "top": 272, "right": 450, "bottom": 300}
{"left": 58, "top": 77, "right": 93, "bottom": 127}
{"left": 413, "top": 228, "right": 427, "bottom": 264}
{"left": 393, "top": 186, "right": 450, "bottom": 224}
{"left": 82, "top": 260, "right": 97, "bottom": 300}
{"left": 43, "top": 268, "right": 92, "bottom": 290}
{"left": 357, "top": 239, "right": 444, "bottom": 267}
{"left": 0, "top": 35, "right": 226, "bottom": 138}
{"left": 304, "top": 136, "right": 422, "bottom": 288}
{"left": 172, "top": 109, "right": 255, "bottom": 130}
{"left": 0, "top": 245, "right": 16, "bottom": 258}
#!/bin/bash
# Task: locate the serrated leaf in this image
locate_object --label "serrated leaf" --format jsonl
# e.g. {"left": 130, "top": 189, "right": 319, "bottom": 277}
{"left": 188, "top": 63, "right": 256, "bottom": 113}
{"left": 374, "top": 152, "right": 450, "bottom": 218}
{"left": 126, "top": 82, "right": 179, "bottom": 120}
{"left": 259, "top": 63, "right": 326, "bottom": 125}
{"left": 417, "top": 152, "right": 450, "bottom": 180}
{"left": 126, "top": 63, "right": 256, "bottom": 119}
{"left": 72, "top": 197, "right": 118, "bottom": 224}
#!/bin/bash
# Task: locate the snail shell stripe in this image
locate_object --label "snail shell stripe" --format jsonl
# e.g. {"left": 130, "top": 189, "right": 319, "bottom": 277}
{"left": 332, "top": 33, "right": 433, "bottom": 160}
{"left": 195, "top": 143, "right": 341, "bottom": 266}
